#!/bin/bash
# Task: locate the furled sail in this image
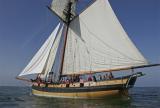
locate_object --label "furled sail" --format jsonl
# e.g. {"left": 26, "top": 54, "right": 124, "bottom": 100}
{"left": 18, "top": 23, "right": 61, "bottom": 76}
{"left": 51, "top": 0, "right": 77, "bottom": 22}
{"left": 62, "top": 0, "right": 148, "bottom": 75}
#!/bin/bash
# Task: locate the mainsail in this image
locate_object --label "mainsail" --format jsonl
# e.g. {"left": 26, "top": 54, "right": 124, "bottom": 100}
{"left": 62, "top": 0, "right": 148, "bottom": 75}
{"left": 18, "top": 23, "right": 63, "bottom": 76}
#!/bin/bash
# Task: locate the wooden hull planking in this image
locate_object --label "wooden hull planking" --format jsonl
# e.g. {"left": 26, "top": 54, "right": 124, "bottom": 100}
{"left": 32, "top": 88, "right": 121, "bottom": 99}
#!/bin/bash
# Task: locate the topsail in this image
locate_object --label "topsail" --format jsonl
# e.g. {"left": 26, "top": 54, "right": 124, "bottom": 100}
{"left": 51, "top": 0, "right": 77, "bottom": 22}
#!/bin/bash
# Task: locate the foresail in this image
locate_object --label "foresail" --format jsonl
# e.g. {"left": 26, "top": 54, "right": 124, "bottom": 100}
{"left": 51, "top": 0, "right": 77, "bottom": 22}
{"left": 41, "top": 24, "right": 64, "bottom": 78}
{"left": 62, "top": 0, "right": 148, "bottom": 75}
{"left": 18, "top": 23, "right": 60, "bottom": 76}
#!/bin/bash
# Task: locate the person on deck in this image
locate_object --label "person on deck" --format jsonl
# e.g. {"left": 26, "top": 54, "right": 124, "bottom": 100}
{"left": 109, "top": 72, "right": 114, "bottom": 79}
{"left": 37, "top": 77, "right": 42, "bottom": 86}
{"left": 76, "top": 75, "right": 80, "bottom": 82}
{"left": 88, "top": 75, "right": 92, "bottom": 81}
{"left": 105, "top": 73, "right": 109, "bottom": 80}
{"left": 98, "top": 74, "right": 102, "bottom": 81}
{"left": 60, "top": 77, "right": 64, "bottom": 84}
{"left": 66, "top": 79, "right": 70, "bottom": 88}
{"left": 92, "top": 75, "right": 97, "bottom": 82}
{"left": 103, "top": 75, "right": 106, "bottom": 80}
{"left": 80, "top": 77, "right": 84, "bottom": 87}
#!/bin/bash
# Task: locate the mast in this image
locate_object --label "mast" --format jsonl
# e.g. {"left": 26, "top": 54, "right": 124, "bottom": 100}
{"left": 59, "top": 1, "right": 74, "bottom": 79}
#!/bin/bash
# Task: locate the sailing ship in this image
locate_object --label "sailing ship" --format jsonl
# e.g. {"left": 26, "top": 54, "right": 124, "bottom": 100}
{"left": 17, "top": 0, "right": 160, "bottom": 99}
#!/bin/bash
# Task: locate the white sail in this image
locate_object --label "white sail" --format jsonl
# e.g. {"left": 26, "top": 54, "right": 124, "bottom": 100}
{"left": 51, "top": 0, "right": 76, "bottom": 22}
{"left": 62, "top": 0, "right": 148, "bottom": 75}
{"left": 41, "top": 24, "right": 64, "bottom": 78}
{"left": 18, "top": 23, "right": 60, "bottom": 76}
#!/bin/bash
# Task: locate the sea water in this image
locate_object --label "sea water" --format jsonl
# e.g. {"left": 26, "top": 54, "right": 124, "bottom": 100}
{"left": 0, "top": 86, "right": 159, "bottom": 108}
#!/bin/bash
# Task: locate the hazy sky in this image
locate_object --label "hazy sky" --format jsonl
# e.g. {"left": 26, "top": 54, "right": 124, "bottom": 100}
{"left": 0, "top": 0, "right": 160, "bottom": 86}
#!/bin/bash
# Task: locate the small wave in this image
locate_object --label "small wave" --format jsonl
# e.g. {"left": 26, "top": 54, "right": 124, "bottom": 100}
{"left": 14, "top": 97, "right": 25, "bottom": 102}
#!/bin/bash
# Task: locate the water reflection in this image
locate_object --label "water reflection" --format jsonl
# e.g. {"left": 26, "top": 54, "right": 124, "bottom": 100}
{"left": 1, "top": 87, "right": 159, "bottom": 108}
{"left": 30, "top": 95, "right": 131, "bottom": 108}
